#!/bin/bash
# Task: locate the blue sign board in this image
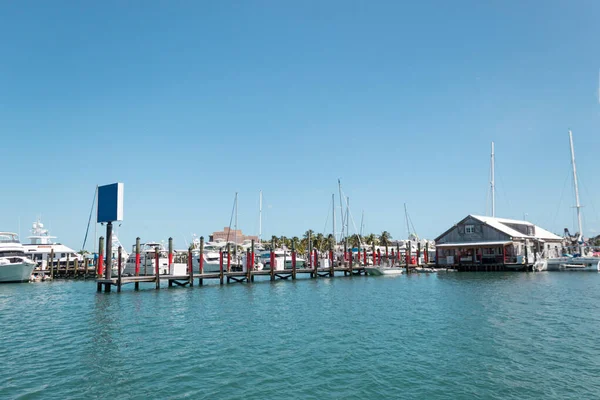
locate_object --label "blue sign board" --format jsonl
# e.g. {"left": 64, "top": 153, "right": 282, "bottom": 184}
{"left": 97, "top": 183, "right": 124, "bottom": 223}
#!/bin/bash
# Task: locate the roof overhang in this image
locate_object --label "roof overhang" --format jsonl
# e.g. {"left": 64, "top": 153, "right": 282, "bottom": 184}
{"left": 436, "top": 240, "right": 512, "bottom": 248}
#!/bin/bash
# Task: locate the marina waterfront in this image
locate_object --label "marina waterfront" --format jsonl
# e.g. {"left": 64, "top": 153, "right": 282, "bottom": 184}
{"left": 2, "top": 273, "right": 600, "bottom": 399}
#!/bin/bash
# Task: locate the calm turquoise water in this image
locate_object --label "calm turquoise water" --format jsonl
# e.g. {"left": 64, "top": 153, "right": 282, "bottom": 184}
{"left": 2, "top": 273, "right": 600, "bottom": 399}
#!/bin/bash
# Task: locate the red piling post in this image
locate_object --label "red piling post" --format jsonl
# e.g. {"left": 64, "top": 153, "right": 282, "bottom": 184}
{"left": 135, "top": 237, "right": 141, "bottom": 276}
{"left": 168, "top": 237, "right": 173, "bottom": 270}
{"left": 363, "top": 249, "right": 367, "bottom": 266}
{"left": 97, "top": 236, "right": 104, "bottom": 277}
{"left": 292, "top": 245, "right": 297, "bottom": 280}
{"left": 227, "top": 244, "right": 231, "bottom": 273}
{"left": 270, "top": 246, "right": 275, "bottom": 281}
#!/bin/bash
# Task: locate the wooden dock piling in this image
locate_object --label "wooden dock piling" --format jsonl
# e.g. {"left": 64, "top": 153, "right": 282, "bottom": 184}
{"left": 250, "top": 240, "right": 255, "bottom": 282}
{"left": 199, "top": 236, "right": 204, "bottom": 285}
{"left": 270, "top": 238, "right": 275, "bottom": 281}
{"left": 135, "top": 237, "right": 140, "bottom": 290}
{"left": 48, "top": 249, "right": 54, "bottom": 279}
{"left": 117, "top": 246, "right": 122, "bottom": 292}
{"left": 188, "top": 247, "right": 193, "bottom": 286}
{"left": 291, "top": 241, "right": 297, "bottom": 280}
{"left": 219, "top": 249, "right": 224, "bottom": 285}
{"left": 155, "top": 247, "right": 160, "bottom": 289}
{"left": 329, "top": 243, "right": 334, "bottom": 277}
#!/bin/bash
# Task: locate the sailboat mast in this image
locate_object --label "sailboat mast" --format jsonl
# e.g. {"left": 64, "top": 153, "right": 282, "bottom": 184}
{"left": 234, "top": 192, "right": 238, "bottom": 258}
{"left": 569, "top": 130, "right": 583, "bottom": 240}
{"left": 404, "top": 203, "right": 410, "bottom": 238}
{"left": 332, "top": 194, "right": 336, "bottom": 246}
{"left": 346, "top": 197, "right": 349, "bottom": 243}
{"left": 360, "top": 210, "right": 364, "bottom": 237}
{"left": 338, "top": 180, "right": 344, "bottom": 241}
{"left": 259, "top": 190, "right": 262, "bottom": 244}
{"left": 491, "top": 141, "right": 496, "bottom": 218}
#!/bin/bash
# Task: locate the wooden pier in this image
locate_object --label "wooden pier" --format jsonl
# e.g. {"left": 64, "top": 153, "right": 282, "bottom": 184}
{"left": 95, "top": 265, "right": 372, "bottom": 292}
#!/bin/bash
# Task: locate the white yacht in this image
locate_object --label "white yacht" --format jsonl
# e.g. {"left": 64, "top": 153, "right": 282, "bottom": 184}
{"left": 22, "top": 219, "right": 82, "bottom": 270}
{"left": 123, "top": 242, "right": 171, "bottom": 275}
{"left": 260, "top": 249, "right": 307, "bottom": 271}
{"left": 0, "top": 232, "right": 37, "bottom": 283}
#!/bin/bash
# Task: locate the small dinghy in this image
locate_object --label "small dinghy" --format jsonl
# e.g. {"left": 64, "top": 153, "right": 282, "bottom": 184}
{"left": 365, "top": 266, "right": 404, "bottom": 276}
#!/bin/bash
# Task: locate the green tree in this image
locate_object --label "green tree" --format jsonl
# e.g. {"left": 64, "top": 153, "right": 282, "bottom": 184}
{"left": 315, "top": 233, "right": 325, "bottom": 251}
{"left": 380, "top": 231, "right": 392, "bottom": 257}
{"left": 348, "top": 234, "right": 362, "bottom": 248}
{"left": 365, "top": 233, "right": 379, "bottom": 248}
{"left": 326, "top": 233, "right": 335, "bottom": 250}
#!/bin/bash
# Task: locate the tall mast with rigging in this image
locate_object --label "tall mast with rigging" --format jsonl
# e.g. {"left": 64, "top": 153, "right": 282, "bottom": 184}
{"left": 259, "top": 190, "right": 262, "bottom": 244}
{"left": 332, "top": 193, "right": 336, "bottom": 246}
{"left": 569, "top": 130, "right": 583, "bottom": 243}
{"left": 491, "top": 141, "right": 496, "bottom": 218}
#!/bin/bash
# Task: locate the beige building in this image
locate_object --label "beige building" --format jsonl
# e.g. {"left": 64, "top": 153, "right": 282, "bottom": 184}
{"left": 210, "top": 227, "right": 259, "bottom": 245}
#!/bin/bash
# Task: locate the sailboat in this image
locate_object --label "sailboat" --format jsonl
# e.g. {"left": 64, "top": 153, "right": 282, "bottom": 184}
{"left": 539, "top": 130, "right": 600, "bottom": 271}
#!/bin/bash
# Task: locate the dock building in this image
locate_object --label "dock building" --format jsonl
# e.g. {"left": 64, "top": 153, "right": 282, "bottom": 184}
{"left": 434, "top": 215, "right": 563, "bottom": 270}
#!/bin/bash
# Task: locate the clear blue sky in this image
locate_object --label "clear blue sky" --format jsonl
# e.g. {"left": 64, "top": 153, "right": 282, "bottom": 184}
{"left": 2, "top": 1, "right": 600, "bottom": 250}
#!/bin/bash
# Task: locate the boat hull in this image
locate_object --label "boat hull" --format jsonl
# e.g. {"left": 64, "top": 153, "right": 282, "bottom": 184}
{"left": 365, "top": 267, "right": 404, "bottom": 276}
{"left": 545, "top": 257, "right": 600, "bottom": 272}
{"left": 0, "top": 260, "right": 36, "bottom": 283}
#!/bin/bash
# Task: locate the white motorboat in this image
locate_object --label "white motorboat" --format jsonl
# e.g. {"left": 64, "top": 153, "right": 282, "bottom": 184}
{"left": 123, "top": 242, "right": 171, "bottom": 275}
{"left": 260, "top": 249, "right": 307, "bottom": 271}
{"left": 415, "top": 267, "right": 438, "bottom": 273}
{"left": 21, "top": 219, "right": 82, "bottom": 270}
{"left": 365, "top": 265, "right": 404, "bottom": 276}
{"left": 545, "top": 257, "right": 600, "bottom": 272}
{"left": 0, "top": 232, "right": 37, "bottom": 283}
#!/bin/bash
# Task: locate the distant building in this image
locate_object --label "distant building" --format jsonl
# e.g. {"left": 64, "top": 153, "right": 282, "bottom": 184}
{"left": 435, "top": 215, "right": 563, "bottom": 269}
{"left": 209, "top": 227, "right": 258, "bottom": 245}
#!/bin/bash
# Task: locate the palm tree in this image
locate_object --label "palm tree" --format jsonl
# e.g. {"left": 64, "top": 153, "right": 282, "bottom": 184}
{"left": 315, "top": 233, "right": 325, "bottom": 251}
{"left": 303, "top": 229, "right": 314, "bottom": 240}
{"left": 326, "top": 234, "right": 335, "bottom": 250}
{"left": 380, "top": 231, "right": 392, "bottom": 258}
{"left": 365, "top": 233, "right": 379, "bottom": 248}
{"left": 348, "top": 234, "right": 362, "bottom": 248}
{"left": 270, "top": 235, "right": 280, "bottom": 248}
{"left": 291, "top": 236, "right": 300, "bottom": 251}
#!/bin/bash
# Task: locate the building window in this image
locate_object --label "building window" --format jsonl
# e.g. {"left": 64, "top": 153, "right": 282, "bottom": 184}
{"left": 465, "top": 225, "right": 474, "bottom": 234}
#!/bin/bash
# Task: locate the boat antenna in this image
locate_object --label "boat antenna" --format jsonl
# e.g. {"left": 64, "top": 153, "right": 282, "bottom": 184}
{"left": 259, "top": 190, "right": 262, "bottom": 243}
{"left": 82, "top": 185, "right": 98, "bottom": 251}
{"left": 569, "top": 130, "right": 583, "bottom": 245}
{"left": 404, "top": 203, "right": 410, "bottom": 238}
{"left": 332, "top": 193, "right": 336, "bottom": 246}
{"left": 346, "top": 196, "right": 350, "bottom": 243}
{"left": 338, "top": 179, "right": 344, "bottom": 241}
{"left": 360, "top": 210, "right": 364, "bottom": 237}
{"left": 491, "top": 141, "right": 496, "bottom": 217}
{"left": 234, "top": 192, "right": 238, "bottom": 259}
